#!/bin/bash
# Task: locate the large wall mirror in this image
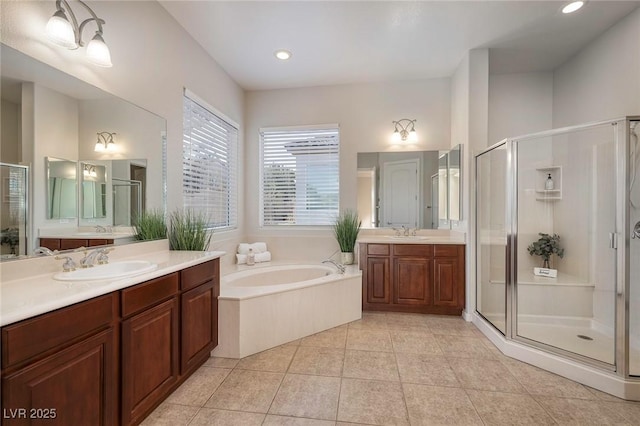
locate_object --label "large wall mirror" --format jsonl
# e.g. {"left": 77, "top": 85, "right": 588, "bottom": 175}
{"left": 0, "top": 44, "right": 166, "bottom": 260}
{"left": 356, "top": 145, "right": 462, "bottom": 229}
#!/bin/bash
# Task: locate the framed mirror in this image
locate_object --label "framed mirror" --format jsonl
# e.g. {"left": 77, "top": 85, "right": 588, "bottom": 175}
{"left": 1, "top": 44, "right": 167, "bottom": 259}
{"left": 46, "top": 157, "right": 77, "bottom": 220}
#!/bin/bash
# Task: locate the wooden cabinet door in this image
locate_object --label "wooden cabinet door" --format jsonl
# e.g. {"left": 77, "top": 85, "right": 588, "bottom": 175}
{"left": 433, "top": 257, "right": 461, "bottom": 307}
{"left": 365, "top": 257, "right": 391, "bottom": 304}
{"left": 121, "top": 297, "right": 179, "bottom": 426}
{"left": 2, "top": 329, "right": 116, "bottom": 426}
{"left": 393, "top": 257, "right": 432, "bottom": 306}
{"left": 181, "top": 280, "right": 217, "bottom": 375}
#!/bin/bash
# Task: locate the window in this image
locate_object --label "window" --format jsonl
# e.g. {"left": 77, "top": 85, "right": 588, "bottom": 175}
{"left": 260, "top": 125, "right": 339, "bottom": 226}
{"left": 183, "top": 90, "right": 238, "bottom": 230}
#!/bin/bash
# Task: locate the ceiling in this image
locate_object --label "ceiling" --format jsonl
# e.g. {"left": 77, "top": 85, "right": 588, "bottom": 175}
{"left": 161, "top": 1, "right": 640, "bottom": 91}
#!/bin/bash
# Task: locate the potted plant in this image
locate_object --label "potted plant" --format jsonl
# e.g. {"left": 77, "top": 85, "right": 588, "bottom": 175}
{"left": 0, "top": 227, "right": 19, "bottom": 255}
{"left": 134, "top": 209, "right": 167, "bottom": 241}
{"left": 527, "top": 232, "right": 565, "bottom": 269}
{"left": 168, "top": 209, "right": 212, "bottom": 251}
{"left": 333, "top": 209, "right": 362, "bottom": 265}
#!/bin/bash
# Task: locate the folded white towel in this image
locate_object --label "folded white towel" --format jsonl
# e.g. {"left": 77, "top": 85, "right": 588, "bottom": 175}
{"left": 237, "top": 242, "right": 268, "bottom": 254}
{"left": 236, "top": 251, "right": 272, "bottom": 264}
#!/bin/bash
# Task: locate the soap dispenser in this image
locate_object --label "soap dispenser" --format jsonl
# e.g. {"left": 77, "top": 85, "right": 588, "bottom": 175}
{"left": 247, "top": 248, "right": 255, "bottom": 266}
{"left": 545, "top": 173, "right": 554, "bottom": 190}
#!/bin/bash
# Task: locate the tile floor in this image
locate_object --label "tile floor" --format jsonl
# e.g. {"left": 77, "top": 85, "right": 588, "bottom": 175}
{"left": 142, "top": 312, "right": 640, "bottom": 425}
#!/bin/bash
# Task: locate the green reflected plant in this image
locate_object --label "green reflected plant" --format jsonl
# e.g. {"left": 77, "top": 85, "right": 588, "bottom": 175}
{"left": 527, "top": 232, "right": 565, "bottom": 263}
{"left": 333, "top": 209, "right": 362, "bottom": 253}
{"left": 168, "top": 209, "right": 212, "bottom": 251}
{"left": 133, "top": 209, "right": 167, "bottom": 241}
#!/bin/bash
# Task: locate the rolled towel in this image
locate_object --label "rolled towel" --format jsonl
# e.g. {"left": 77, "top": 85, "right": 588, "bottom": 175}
{"left": 237, "top": 242, "right": 268, "bottom": 254}
{"left": 236, "top": 251, "right": 272, "bottom": 264}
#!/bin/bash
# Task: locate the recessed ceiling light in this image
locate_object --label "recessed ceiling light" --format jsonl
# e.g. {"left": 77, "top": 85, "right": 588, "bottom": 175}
{"left": 562, "top": 1, "right": 584, "bottom": 14}
{"left": 274, "top": 50, "right": 292, "bottom": 60}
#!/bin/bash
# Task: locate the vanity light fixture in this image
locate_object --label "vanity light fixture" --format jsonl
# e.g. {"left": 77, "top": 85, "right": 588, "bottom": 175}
{"left": 274, "top": 50, "right": 292, "bottom": 60}
{"left": 562, "top": 1, "right": 584, "bottom": 14}
{"left": 45, "top": 0, "right": 113, "bottom": 67}
{"left": 95, "top": 132, "right": 116, "bottom": 152}
{"left": 83, "top": 164, "right": 97, "bottom": 178}
{"left": 392, "top": 119, "right": 418, "bottom": 143}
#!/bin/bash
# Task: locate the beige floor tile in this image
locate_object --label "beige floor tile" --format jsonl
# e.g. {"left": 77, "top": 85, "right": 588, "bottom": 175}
{"left": 396, "top": 353, "right": 459, "bottom": 387}
{"left": 448, "top": 358, "right": 525, "bottom": 393}
{"left": 289, "top": 346, "right": 345, "bottom": 377}
{"left": 466, "top": 389, "right": 556, "bottom": 425}
{"left": 391, "top": 330, "right": 443, "bottom": 355}
{"left": 585, "top": 386, "right": 633, "bottom": 402}
{"left": 188, "top": 408, "right": 265, "bottom": 426}
{"left": 535, "top": 396, "right": 632, "bottom": 425}
{"left": 343, "top": 350, "right": 399, "bottom": 381}
{"left": 403, "top": 383, "right": 483, "bottom": 425}
{"left": 338, "top": 378, "right": 409, "bottom": 425}
{"left": 602, "top": 401, "right": 640, "bottom": 424}
{"left": 269, "top": 374, "right": 341, "bottom": 420}
{"left": 205, "top": 369, "right": 283, "bottom": 413}
{"left": 348, "top": 312, "right": 388, "bottom": 330}
{"left": 139, "top": 402, "right": 199, "bottom": 426}
{"left": 346, "top": 328, "right": 393, "bottom": 352}
{"left": 204, "top": 356, "right": 239, "bottom": 369}
{"left": 283, "top": 339, "right": 302, "bottom": 347}
{"left": 264, "top": 415, "right": 336, "bottom": 425}
{"left": 427, "top": 321, "right": 483, "bottom": 337}
{"left": 235, "top": 345, "right": 298, "bottom": 372}
{"left": 435, "top": 335, "right": 496, "bottom": 359}
{"left": 164, "top": 367, "right": 230, "bottom": 406}
{"left": 385, "top": 313, "right": 431, "bottom": 332}
{"left": 300, "top": 326, "right": 348, "bottom": 349}
{"left": 500, "top": 357, "right": 594, "bottom": 399}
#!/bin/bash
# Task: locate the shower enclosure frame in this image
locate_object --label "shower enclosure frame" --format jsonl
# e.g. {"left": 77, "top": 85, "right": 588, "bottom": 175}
{"left": 474, "top": 116, "right": 640, "bottom": 400}
{"left": 0, "top": 162, "right": 30, "bottom": 258}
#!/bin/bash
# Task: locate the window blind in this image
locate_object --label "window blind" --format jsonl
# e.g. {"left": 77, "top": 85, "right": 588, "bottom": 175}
{"left": 183, "top": 93, "right": 238, "bottom": 230}
{"left": 260, "top": 126, "right": 340, "bottom": 226}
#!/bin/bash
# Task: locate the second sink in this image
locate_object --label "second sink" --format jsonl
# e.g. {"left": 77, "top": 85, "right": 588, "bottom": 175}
{"left": 53, "top": 260, "right": 158, "bottom": 282}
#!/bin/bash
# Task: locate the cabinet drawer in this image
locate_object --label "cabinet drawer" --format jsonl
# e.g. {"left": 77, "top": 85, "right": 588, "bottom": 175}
{"left": 393, "top": 244, "right": 433, "bottom": 257}
{"left": 60, "top": 239, "right": 88, "bottom": 250}
{"left": 367, "top": 244, "right": 390, "bottom": 256}
{"left": 2, "top": 293, "right": 117, "bottom": 369}
{"left": 121, "top": 273, "right": 179, "bottom": 318}
{"left": 434, "top": 245, "right": 462, "bottom": 258}
{"left": 39, "top": 238, "right": 61, "bottom": 251}
{"left": 180, "top": 260, "right": 218, "bottom": 291}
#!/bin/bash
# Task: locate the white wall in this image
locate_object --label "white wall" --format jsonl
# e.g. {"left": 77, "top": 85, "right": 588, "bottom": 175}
{"left": 1, "top": 99, "right": 21, "bottom": 164}
{"left": 244, "top": 78, "right": 451, "bottom": 260}
{"left": 488, "top": 72, "right": 553, "bottom": 145}
{"left": 0, "top": 1, "right": 245, "bottom": 264}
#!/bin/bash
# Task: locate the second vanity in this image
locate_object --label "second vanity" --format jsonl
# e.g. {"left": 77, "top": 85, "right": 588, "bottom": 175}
{"left": 358, "top": 234, "right": 466, "bottom": 316}
{"left": 0, "top": 240, "right": 223, "bottom": 425}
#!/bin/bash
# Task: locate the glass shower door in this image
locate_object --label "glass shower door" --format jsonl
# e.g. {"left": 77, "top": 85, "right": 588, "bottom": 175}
{"left": 0, "top": 163, "right": 28, "bottom": 258}
{"left": 514, "top": 123, "right": 618, "bottom": 365}
{"left": 476, "top": 144, "right": 508, "bottom": 334}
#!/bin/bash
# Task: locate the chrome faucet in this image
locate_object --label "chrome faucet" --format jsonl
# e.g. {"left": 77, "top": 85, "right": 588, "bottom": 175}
{"left": 55, "top": 255, "right": 78, "bottom": 272}
{"left": 34, "top": 247, "right": 57, "bottom": 256}
{"left": 94, "top": 225, "right": 107, "bottom": 233}
{"left": 79, "top": 247, "right": 113, "bottom": 268}
{"left": 322, "top": 259, "right": 346, "bottom": 274}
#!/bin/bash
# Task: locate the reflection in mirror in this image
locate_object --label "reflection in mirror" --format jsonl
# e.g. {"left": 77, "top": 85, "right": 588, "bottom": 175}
{"left": 0, "top": 163, "right": 28, "bottom": 257}
{"left": 438, "top": 152, "right": 449, "bottom": 228}
{"left": 1, "top": 44, "right": 166, "bottom": 259}
{"left": 80, "top": 162, "right": 106, "bottom": 219}
{"left": 46, "top": 157, "right": 77, "bottom": 220}
{"left": 449, "top": 144, "right": 462, "bottom": 222}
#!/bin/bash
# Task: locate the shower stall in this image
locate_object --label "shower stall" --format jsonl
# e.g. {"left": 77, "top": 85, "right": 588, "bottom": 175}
{"left": 475, "top": 117, "right": 640, "bottom": 400}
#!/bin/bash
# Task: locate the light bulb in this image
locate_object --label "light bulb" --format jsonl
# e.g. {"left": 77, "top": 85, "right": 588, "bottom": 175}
{"left": 274, "top": 50, "right": 292, "bottom": 60}
{"left": 106, "top": 142, "right": 116, "bottom": 151}
{"left": 562, "top": 1, "right": 584, "bottom": 14}
{"left": 45, "top": 10, "right": 77, "bottom": 49}
{"left": 392, "top": 130, "right": 401, "bottom": 143}
{"left": 409, "top": 129, "right": 418, "bottom": 142}
{"left": 86, "top": 33, "right": 113, "bottom": 67}
{"left": 94, "top": 142, "right": 105, "bottom": 152}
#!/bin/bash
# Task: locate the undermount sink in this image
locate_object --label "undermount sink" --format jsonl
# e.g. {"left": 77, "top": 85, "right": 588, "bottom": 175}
{"left": 384, "top": 235, "right": 431, "bottom": 240}
{"left": 53, "top": 260, "right": 158, "bottom": 282}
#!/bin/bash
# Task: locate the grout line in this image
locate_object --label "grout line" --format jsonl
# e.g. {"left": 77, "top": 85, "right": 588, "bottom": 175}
{"left": 263, "top": 345, "right": 299, "bottom": 417}
{"left": 461, "top": 388, "right": 489, "bottom": 426}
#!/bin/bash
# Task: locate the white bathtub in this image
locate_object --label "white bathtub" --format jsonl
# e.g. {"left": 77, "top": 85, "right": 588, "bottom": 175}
{"left": 213, "top": 263, "right": 362, "bottom": 358}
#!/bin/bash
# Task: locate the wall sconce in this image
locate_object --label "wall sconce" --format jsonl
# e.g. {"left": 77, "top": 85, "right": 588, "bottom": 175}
{"left": 83, "top": 164, "right": 97, "bottom": 178}
{"left": 392, "top": 119, "right": 418, "bottom": 143}
{"left": 95, "top": 132, "right": 116, "bottom": 152}
{"left": 45, "top": 0, "right": 113, "bottom": 67}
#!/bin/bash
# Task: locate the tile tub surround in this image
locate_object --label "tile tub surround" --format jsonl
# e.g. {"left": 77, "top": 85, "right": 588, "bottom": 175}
{"left": 0, "top": 239, "right": 225, "bottom": 326}
{"left": 213, "top": 263, "right": 362, "bottom": 359}
{"left": 145, "top": 312, "right": 640, "bottom": 426}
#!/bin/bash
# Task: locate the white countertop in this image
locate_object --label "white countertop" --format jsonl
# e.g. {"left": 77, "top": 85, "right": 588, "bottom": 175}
{"left": 0, "top": 241, "right": 225, "bottom": 327}
{"left": 357, "top": 235, "right": 466, "bottom": 245}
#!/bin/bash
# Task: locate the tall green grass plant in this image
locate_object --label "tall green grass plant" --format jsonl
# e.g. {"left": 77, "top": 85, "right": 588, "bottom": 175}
{"left": 134, "top": 209, "right": 167, "bottom": 241}
{"left": 168, "top": 209, "right": 212, "bottom": 251}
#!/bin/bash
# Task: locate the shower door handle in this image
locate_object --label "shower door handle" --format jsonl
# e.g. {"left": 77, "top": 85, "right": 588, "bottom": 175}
{"left": 633, "top": 222, "right": 640, "bottom": 239}
{"left": 609, "top": 233, "right": 618, "bottom": 249}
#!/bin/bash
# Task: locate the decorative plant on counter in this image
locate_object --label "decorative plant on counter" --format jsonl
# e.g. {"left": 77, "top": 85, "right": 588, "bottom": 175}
{"left": 168, "top": 209, "right": 212, "bottom": 251}
{"left": 134, "top": 209, "right": 167, "bottom": 241}
{"left": 527, "top": 232, "right": 565, "bottom": 269}
{"left": 333, "top": 209, "right": 362, "bottom": 265}
{"left": 0, "top": 227, "right": 19, "bottom": 254}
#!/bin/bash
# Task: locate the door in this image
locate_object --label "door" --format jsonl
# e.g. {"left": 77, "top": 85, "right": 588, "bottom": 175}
{"left": 366, "top": 257, "right": 391, "bottom": 304}
{"left": 393, "top": 257, "right": 432, "bottom": 306}
{"left": 382, "top": 159, "right": 419, "bottom": 227}
{"left": 181, "top": 281, "right": 217, "bottom": 374}
{"left": 431, "top": 174, "right": 439, "bottom": 229}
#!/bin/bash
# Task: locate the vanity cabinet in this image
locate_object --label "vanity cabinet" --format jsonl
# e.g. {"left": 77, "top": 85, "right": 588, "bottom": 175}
{"left": 39, "top": 237, "right": 114, "bottom": 251}
{"left": 1, "top": 258, "right": 220, "bottom": 426}
{"left": 359, "top": 243, "right": 465, "bottom": 315}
